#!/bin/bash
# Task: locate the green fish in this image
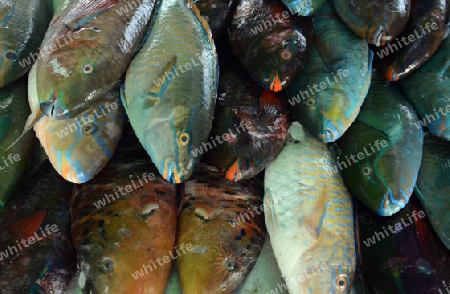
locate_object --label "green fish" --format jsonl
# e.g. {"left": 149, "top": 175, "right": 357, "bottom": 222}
{"left": 331, "top": 0, "right": 410, "bottom": 46}
{"left": 415, "top": 134, "right": 450, "bottom": 250}
{"left": 336, "top": 71, "right": 423, "bottom": 217}
{"left": 164, "top": 262, "right": 182, "bottom": 294}
{"left": 281, "top": 0, "right": 327, "bottom": 16}
{"left": 285, "top": 2, "right": 372, "bottom": 143}
{"left": 36, "top": 0, "right": 157, "bottom": 120}
{"left": 265, "top": 121, "right": 356, "bottom": 294}
{"left": 0, "top": 78, "right": 35, "bottom": 213}
{"left": 399, "top": 36, "right": 450, "bottom": 141}
{"left": 122, "top": 0, "right": 218, "bottom": 184}
{"left": 0, "top": 0, "right": 51, "bottom": 87}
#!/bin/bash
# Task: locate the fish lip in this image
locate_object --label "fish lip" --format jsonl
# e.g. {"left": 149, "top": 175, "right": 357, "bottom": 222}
{"left": 377, "top": 190, "right": 406, "bottom": 216}
{"left": 320, "top": 122, "right": 341, "bottom": 143}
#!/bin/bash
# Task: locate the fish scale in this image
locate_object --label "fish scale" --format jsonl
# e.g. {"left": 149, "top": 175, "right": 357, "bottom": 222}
{"left": 265, "top": 121, "right": 355, "bottom": 294}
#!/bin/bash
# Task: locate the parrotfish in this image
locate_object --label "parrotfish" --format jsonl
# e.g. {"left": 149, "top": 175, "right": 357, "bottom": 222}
{"left": 399, "top": 36, "right": 450, "bottom": 141}
{"left": 70, "top": 127, "right": 178, "bottom": 294}
{"left": 28, "top": 63, "right": 126, "bottom": 184}
{"left": 415, "top": 134, "right": 450, "bottom": 251}
{"left": 196, "top": 0, "right": 238, "bottom": 40}
{"left": 373, "top": 0, "right": 449, "bottom": 81}
{"left": 229, "top": 0, "right": 313, "bottom": 91}
{"left": 36, "top": 0, "right": 156, "bottom": 119}
{"left": 0, "top": 0, "right": 51, "bottom": 87}
{"left": 280, "top": 0, "right": 326, "bottom": 16}
{"left": 0, "top": 160, "right": 76, "bottom": 293}
{"left": 233, "top": 237, "right": 286, "bottom": 294}
{"left": 0, "top": 78, "right": 35, "bottom": 213}
{"left": 265, "top": 121, "right": 356, "bottom": 294}
{"left": 207, "top": 59, "right": 289, "bottom": 182}
{"left": 177, "top": 164, "right": 265, "bottom": 294}
{"left": 356, "top": 197, "right": 450, "bottom": 294}
{"left": 336, "top": 71, "right": 423, "bottom": 217}
{"left": 123, "top": 0, "right": 218, "bottom": 184}
{"left": 164, "top": 262, "right": 182, "bottom": 294}
{"left": 331, "top": 0, "right": 410, "bottom": 46}
{"left": 285, "top": 2, "right": 372, "bottom": 143}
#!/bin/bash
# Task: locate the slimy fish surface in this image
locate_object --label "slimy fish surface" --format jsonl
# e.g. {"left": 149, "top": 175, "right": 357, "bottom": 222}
{"left": 337, "top": 71, "right": 423, "bottom": 217}
{"left": 265, "top": 121, "right": 355, "bottom": 294}
{"left": 29, "top": 64, "right": 126, "bottom": 184}
{"left": 0, "top": 160, "right": 76, "bottom": 293}
{"left": 229, "top": 0, "right": 313, "bottom": 91}
{"left": 356, "top": 197, "right": 450, "bottom": 294}
{"left": 70, "top": 129, "right": 177, "bottom": 294}
{"left": 415, "top": 134, "right": 450, "bottom": 251}
{"left": 207, "top": 58, "right": 289, "bottom": 182}
{"left": 0, "top": 0, "right": 51, "bottom": 87}
{"left": 373, "top": 0, "right": 449, "bottom": 81}
{"left": 285, "top": 2, "right": 372, "bottom": 143}
{"left": 123, "top": 0, "right": 218, "bottom": 184}
{"left": 331, "top": 0, "right": 410, "bottom": 46}
{"left": 0, "top": 78, "right": 35, "bottom": 213}
{"left": 177, "top": 164, "right": 265, "bottom": 294}
{"left": 196, "top": 0, "right": 238, "bottom": 40}
{"left": 399, "top": 36, "right": 450, "bottom": 141}
{"left": 36, "top": 0, "right": 156, "bottom": 119}
{"left": 281, "top": 0, "right": 326, "bottom": 16}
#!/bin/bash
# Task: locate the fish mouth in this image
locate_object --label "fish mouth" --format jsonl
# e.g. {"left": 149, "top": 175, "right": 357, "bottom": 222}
{"left": 40, "top": 90, "right": 70, "bottom": 120}
{"left": 158, "top": 159, "right": 189, "bottom": 184}
{"left": 377, "top": 190, "right": 408, "bottom": 216}
{"left": 320, "top": 121, "right": 342, "bottom": 143}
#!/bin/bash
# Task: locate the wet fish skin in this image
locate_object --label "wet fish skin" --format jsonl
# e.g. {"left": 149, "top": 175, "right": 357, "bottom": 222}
{"left": 229, "top": 0, "right": 313, "bottom": 91}
{"left": 399, "top": 36, "right": 450, "bottom": 141}
{"left": 332, "top": 0, "right": 410, "bottom": 47}
{"left": 0, "top": 0, "right": 51, "bottom": 87}
{"left": 373, "top": 0, "right": 449, "bottom": 81}
{"left": 265, "top": 121, "right": 356, "bottom": 294}
{"left": 195, "top": 0, "right": 237, "bottom": 40}
{"left": 123, "top": 0, "right": 218, "bottom": 184}
{"left": 337, "top": 71, "right": 423, "bottom": 217}
{"left": 36, "top": 0, "right": 156, "bottom": 120}
{"left": 70, "top": 129, "right": 177, "bottom": 294}
{"left": 281, "top": 0, "right": 327, "bottom": 16}
{"left": 0, "top": 78, "right": 35, "bottom": 213}
{"left": 208, "top": 59, "right": 289, "bottom": 182}
{"left": 356, "top": 197, "right": 450, "bottom": 294}
{"left": 0, "top": 160, "right": 76, "bottom": 293}
{"left": 414, "top": 134, "right": 450, "bottom": 251}
{"left": 29, "top": 63, "right": 126, "bottom": 184}
{"left": 177, "top": 164, "right": 265, "bottom": 294}
{"left": 285, "top": 2, "right": 372, "bottom": 143}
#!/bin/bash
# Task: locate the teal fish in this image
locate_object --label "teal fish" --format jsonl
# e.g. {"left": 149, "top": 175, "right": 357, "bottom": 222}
{"left": 399, "top": 36, "right": 450, "bottom": 141}
{"left": 0, "top": 0, "right": 51, "bottom": 87}
{"left": 336, "top": 71, "right": 423, "bottom": 217}
{"left": 0, "top": 78, "right": 35, "bottom": 213}
{"left": 123, "top": 0, "right": 218, "bottom": 184}
{"left": 281, "top": 0, "right": 327, "bottom": 16}
{"left": 265, "top": 121, "right": 356, "bottom": 294}
{"left": 415, "top": 134, "right": 450, "bottom": 250}
{"left": 285, "top": 2, "right": 372, "bottom": 143}
{"left": 164, "top": 262, "right": 182, "bottom": 294}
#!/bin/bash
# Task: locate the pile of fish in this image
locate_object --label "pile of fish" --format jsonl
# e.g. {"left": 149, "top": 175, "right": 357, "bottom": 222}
{"left": 0, "top": 0, "right": 450, "bottom": 293}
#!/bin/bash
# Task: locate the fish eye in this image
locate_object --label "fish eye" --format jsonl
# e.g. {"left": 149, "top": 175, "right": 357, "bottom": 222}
{"left": 306, "top": 99, "right": 315, "bottom": 106}
{"left": 335, "top": 274, "right": 348, "bottom": 291}
{"left": 178, "top": 133, "right": 190, "bottom": 146}
{"left": 5, "top": 51, "right": 17, "bottom": 60}
{"left": 82, "top": 63, "right": 95, "bottom": 75}
{"left": 281, "top": 50, "right": 292, "bottom": 60}
{"left": 82, "top": 123, "right": 96, "bottom": 135}
{"left": 362, "top": 167, "right": 372, "bottom": 176}
{"left": 224, "top": 258, "right": 238, "bottom": 271}
{"left": 99, "top": 259, "right": 114, "bottom": 273}
{"left": 225, "top": 132, "right": 237, "bottom": 144}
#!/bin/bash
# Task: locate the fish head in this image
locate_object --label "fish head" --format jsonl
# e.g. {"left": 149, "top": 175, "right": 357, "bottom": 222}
{"left": 246, "top": 25, "right": 311, "bottom": 92}
{"left": 36, "top": 27, "right": 115, "bottom": 120}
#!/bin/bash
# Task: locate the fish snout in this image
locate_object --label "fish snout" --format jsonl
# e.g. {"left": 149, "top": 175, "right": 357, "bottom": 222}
{"left": 378, "top": 190, "right": 407, "bottom": 216}
{"left": 320, "top": 121, "right": 341, "bottom": 143}
{"left": 40, "top": 92, "right": 70, "bottom": 120}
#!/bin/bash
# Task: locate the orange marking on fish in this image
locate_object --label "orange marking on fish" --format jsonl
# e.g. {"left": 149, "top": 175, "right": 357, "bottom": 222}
{"left": 270, "top": 74, "right": 283, "bottom": 92}
{"left": 8, "top": 211, "right": 47, "bottom": 243}
{"left": 261, "top": 89, "right": 283, "bottom": 107}
{"left": 385, "top": 66, "right": 397, "bottom": 81}
{"left": 225, "top": 161, "right": 240, "bottom": 181}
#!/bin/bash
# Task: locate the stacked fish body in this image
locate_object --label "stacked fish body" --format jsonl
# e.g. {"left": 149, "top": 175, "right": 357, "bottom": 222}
{"left": 331, "top": 0, "right": 410, "bottom": 46}
{"left": 70, "top": 129, "right": 178, "bottom": 293}
{"left": 229, "top": 0, "right": 313, "bottom": 91}
{"left": 196, "top": 0, "right": 237, "bottom": 40}
{"left": 281, "top": 0, "right": 327, "bottom": 16}
{"left": 356, "top": 197, "right": 450, "bottom": 294}
{"left": 0, "top": 0, "right": 51, "bottom": 87}
{"left": 0, "top": 78, "right": 35, "bottom": 213}
{"left": 208, "top": 59, "right": 290, "bottom": 182}
{"left": 29, "top": 63, "right": 127, "bottom": 184}
{"left": 36, "top": 0, "right": 157, "bottom": 119}
{"left": 265, "top": 121, "right": 356, "bottom": 294}
{"left": 373, "top": 0, "right": 449, "bottom": 81}
{"left": 164, "top": 263, "right": 182, "bottom": 294}
{"left": 285, "top": 2, "right": 372, "bottom": 143}
{"left": 415, "top": 134, "right": 450, "bottom": 251}
{"left": 399, "top": 36, "right": 450, "bottom": 141}
{"left": 337, "top": 71, "right": 423, "bottom": 217}
{"left": 177, "top": 164, "right": 265, "bottom": 293}
{"left": 0, "top": 160, "right": 76, "bottom": 293}
{"left": 123, "top": 0, "right": 218, "bottom": 184}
